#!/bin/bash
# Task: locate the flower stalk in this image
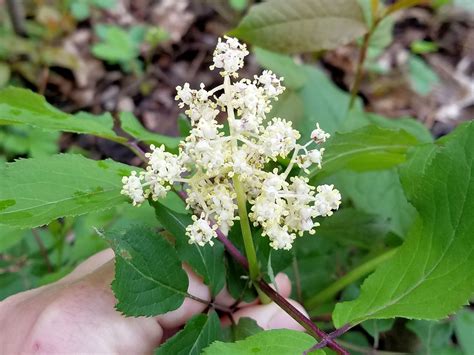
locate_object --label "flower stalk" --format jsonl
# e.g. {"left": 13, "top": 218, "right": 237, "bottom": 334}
{"left": 233, "top": 173, "right": 271, "bottom": 304}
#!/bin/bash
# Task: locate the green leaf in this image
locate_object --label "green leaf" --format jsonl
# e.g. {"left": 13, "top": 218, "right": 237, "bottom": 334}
{"left": 406, "top": 320, "right": 454, "bottom": 354}
{"left": 454, "top": 308, "right": 474, "bottom": 354}
{"left": 92, "top": 25, "right": 139, "bottom": 63}
{"left": 0, "top": 226, "right": 27, "bottom": 252}
{"left": 204, "top": 329, "right": 325, "bottom": 354}
{"left": 332, "top": 122, "right": 474, "bottom": 327}
{"left": 310, "top": 125, "right": 419, "bottom": 180}
{"left": 229, "top": 0, "right": 248, "bottom": 11}
{"left": 224, "top": 318, "right": 263, "bottom": 342}
{"left": 156, "top": 312, "right": 221, "bottom": 355}
{"left": 107, "top": 225, "right": 188, "bottom": 316}
{"left": 70, "top": 2, "right": 91, "bottom": 20}
{"left": 408, "top": 55, "right": 440, "bottom": 96}
{"left": 316, "top": 208, "right": 389, "bottom": 250}
{"left": 177, "top": 114, "right": 192, "bottom": 137}
{"left": 230, "top": 0, "right": 367, "bottom": 54}
{"left": 0, "top": 154, "right": 134, "bottom": 228}
{"left": 361, "top": 319, "right": 395, "bottom": 342}
{"left": 255, "top": 48, "right": 363, "bottom": 138}
{"left": 0, "top": 62, "right": 11, "bottom": 88}
{"left": 410, "top": 40, "right": 439, "bottom": 54}
{"left": 153, "top": 201, "right": 226, "bottom": 296}
{"left": 330, "top": 169, "right": 415, "bottom": 237}
{"left": 119, "top": 112, "right": 181, "bottom": 153}
{"left": 0, "top": 87, "right": 126, "bottom": 142}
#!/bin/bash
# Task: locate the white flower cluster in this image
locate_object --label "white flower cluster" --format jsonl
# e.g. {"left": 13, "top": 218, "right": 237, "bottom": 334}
{"left": 122, "top": 36, "right": 341, "bottom": 250}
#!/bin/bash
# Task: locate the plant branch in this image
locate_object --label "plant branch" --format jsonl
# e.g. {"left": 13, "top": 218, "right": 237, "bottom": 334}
{"left": 306, "top": 248, "right": 398, "bottom": 310}
{"left": 348, "top": 18, "right": 381, "bottom": 111}
{"left": 6, "top": 0, "right": 27, "bottom": 37}
{"left": 124, "top": 140, "right": 147, "bottom": 162}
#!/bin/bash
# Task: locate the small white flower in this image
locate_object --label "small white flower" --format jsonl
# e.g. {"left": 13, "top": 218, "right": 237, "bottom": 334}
{"left": 121, "top": 171, "right": 145, "bottom": 206}
{"left": 266, "top": 225, "right": 295, "bottom": 251}
{"left": 311, "top": 123, "right": 331, "bottom": 143}
{"left": 314, "top": 184, "right": 341, "bottom": 217}
{"left": 210, "top": 36, "right": 249, "bottom": 76}
{"left": 260, "top": 118, "right": 300, "bottom": 159}
{"left": 146, "top": 145, "right": 184, "bottom": 183}
{"left": 257, "top": 70, "right": 285, "bottom": 98}
{"left": 186, "top": 215, "right": 218, "bottom": 246}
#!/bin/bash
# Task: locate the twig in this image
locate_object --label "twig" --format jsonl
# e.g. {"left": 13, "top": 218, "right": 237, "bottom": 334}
{"left": 125, "top": 140, "right": 147, "bottom": 162}
{"left": 6, "top": 0, "right": 27, "bottom": 37}
{"left": 32, "top": 229, "right": 53, "bottom": 272}
{"left": 348, "top": 17, "right": 382, "bottom": 111}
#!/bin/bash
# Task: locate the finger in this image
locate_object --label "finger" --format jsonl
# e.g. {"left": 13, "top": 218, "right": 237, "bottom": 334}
{"left": 61, "top": 248, "right": 115, "bottom": 283}
{"left": 156, "top": 265, "right": 211, "bottom": 329}
{"left": 273, "top": 273, "right": 292, "bottom": 299}
{"left": 229, "top": 299, "right": 307, "bottom": 331}
{"left": 214, "top": 285, "right": 258, "bottom": 308}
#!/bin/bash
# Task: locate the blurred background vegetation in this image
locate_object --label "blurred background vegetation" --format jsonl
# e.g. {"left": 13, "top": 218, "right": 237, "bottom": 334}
{"left": 1, "top": 0, "right": 473, "bottom": 353}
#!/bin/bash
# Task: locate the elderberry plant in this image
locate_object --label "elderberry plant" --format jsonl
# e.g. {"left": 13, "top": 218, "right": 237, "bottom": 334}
{"left": 121, "top": 37, "right": 341, "bottom": 251}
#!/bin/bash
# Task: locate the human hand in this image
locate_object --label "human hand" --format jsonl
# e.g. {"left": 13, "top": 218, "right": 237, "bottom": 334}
{"left": 0, "top": 249, "right": 308, "bottom": 354}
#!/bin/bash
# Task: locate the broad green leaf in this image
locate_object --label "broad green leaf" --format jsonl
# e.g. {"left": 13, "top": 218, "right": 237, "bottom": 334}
{"left": 153, "top": 201, "right": 226, "bottom": 296}
{"left": 0, "top": 154, "right": 134, "bottom": 228}
{"left": 342, "top": 112, "right": 433, "bottom": 143}
{"left": 255, "top": 48, "right": 363, "bottom": 137}
{"left": 315, "top": 208, "right": 389, "bottom": 250}
{"left": 406, "top": 320, "right": 455, "bottom": 354}
{"left": 0, "top": 126, "right": 60, "bottom": 158}
{"left": 310, "top": 125, "right": 419, "bottom": 180}
{"left": 333, "top": 122, "right": 474, "bottom": 327}
{"left": 455, "top": 309, "right": 474, "bottom": 354}
{"left": 0, "top": 226, "right": 26, "bottom": 252}
{"left": 156, "top": 312, "right": 221, "bottom": 355}
{"left": 119, "top": 112, "right": 181, "bottom": 153}
{"left": 203, "top": 329, "right": 325, "bottom": 354}
{"left": 330, "top": 169, "right": 415, "bottom": 237}
{"left": 0, "top": 87, "right": 126, "bottom": 142}
{"left": 230, "top": 0, "right": 367, "bottom": 54}
{"left": 107, "top": 226, "right": 188, "bottom": 316}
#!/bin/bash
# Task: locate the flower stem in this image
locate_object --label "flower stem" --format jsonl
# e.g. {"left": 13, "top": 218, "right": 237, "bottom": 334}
{"left": 233, "top": 173, "right": 271, "bottom": 303}
{"left": 306, "top": 248, "right": 398, "bottom": 310}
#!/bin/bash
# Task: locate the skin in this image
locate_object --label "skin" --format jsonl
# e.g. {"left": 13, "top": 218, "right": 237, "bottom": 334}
{"left": 0, "top": 249, "right": 308, "bottom": 354}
